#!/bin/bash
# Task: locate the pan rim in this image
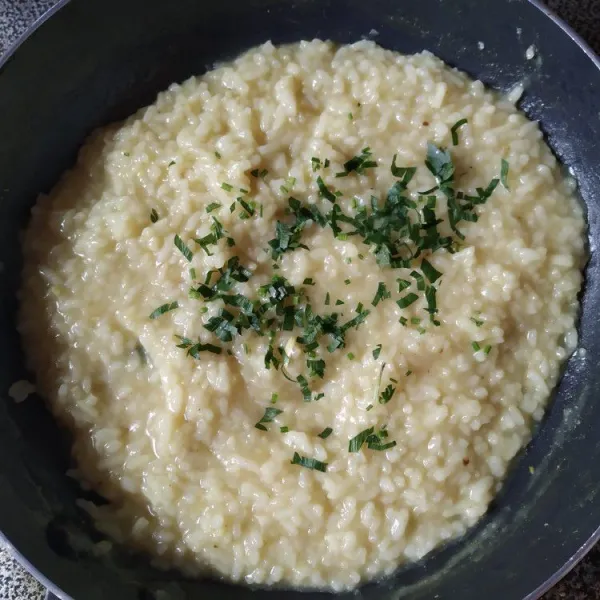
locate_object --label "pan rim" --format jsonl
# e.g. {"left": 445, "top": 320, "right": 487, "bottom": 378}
{"left": 0, "top": 1, "right": 599, "bottom": 599}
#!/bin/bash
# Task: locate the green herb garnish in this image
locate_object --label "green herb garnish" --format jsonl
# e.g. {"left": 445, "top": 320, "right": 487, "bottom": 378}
{"left": 318, "top": 427, "right": 333, "bottom": 439}
{"left": 255, "top": 407, "right": 283, "bottom": 431}
{"left": 250, "top": 168, "right": 268, "bottom": 180}
{"left": 421, "top": 259, "right": 442, "bottom": 283}
{"left": 397, "top": 293, "right": 419, "bottom": 309}
{"left": 336, "top": 147, "right": 377, "bottom": 177}
{"left": 451, "top": 118, "right": 468, "bottom": 146}
{"left": 390, "top": 156, "right": 417, "bottom": 185}
{"left": 204, "top": 309, "right": 239, "bottom": 342}
{"left": 149, "top": 301, "right": 179, "bottom": 320}
{"left": 397, "top": 279, "right": 411, "bottom": 293}
{"left": 316, "top": 176, "right": 337, "bottom": 202}
{"left": 349, "top": 427, "right": 375, "bottom": 452}
{"left": 206, "top": 202, "right": 221, "bottom": 213}
{"left": 411, "top": 270, "right": 426, "bottom": 291}
{"left": 372, "top": 282, "right": 391, "bottom": 306}
{"left": 379, "top": 383, "right": 396, "bottom": 404}
{"left": 150, "top": 208, "right": 159, "bottom": 223}
{"left": 178, "top": 339, "right": 222, "bottom": 358}
{"left": 174, "top": 235, "right": 193, "bottom": 262}
{"left": 237, "top": 197, "right": 255, "bottom": 217}
{"left": 291, "top": 452, "right": 328, "bottom": 472}
{"left": 501, "top": 159, "right": 510, "bottom": 190}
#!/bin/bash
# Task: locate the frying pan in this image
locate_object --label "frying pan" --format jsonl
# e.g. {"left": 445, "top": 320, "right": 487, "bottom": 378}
{"left": 0, "top": 0, "right": 599, "bottom": 599}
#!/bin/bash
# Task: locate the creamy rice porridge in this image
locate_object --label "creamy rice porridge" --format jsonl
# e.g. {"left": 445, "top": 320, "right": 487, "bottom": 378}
{"left": 18, "top": 40, "right": 585, "bottom": 590}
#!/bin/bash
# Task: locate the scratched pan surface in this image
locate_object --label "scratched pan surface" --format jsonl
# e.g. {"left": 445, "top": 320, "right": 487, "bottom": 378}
{"left": 0, "top": 0, "right": 599, "bottom": 599}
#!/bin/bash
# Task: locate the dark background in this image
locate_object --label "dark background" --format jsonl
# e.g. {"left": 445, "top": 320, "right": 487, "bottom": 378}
{"left": 0, "top": 0, "right": 599, "bottom": 598}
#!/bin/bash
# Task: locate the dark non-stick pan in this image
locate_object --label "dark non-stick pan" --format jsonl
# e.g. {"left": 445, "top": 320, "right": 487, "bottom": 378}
{"left": 1, "top": 1, "right": 599, "bottom": 599}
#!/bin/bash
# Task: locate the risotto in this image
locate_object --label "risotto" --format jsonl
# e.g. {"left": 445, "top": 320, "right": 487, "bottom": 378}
{"left": 18, "top": 40, "right": 585, "bottom": 590}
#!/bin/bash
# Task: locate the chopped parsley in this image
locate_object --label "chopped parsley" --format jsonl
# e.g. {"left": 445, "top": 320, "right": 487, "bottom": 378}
{"left": 237, "top": 197, "right": 255, "bottom": 217}
{"left": 349, "top": 427, "right": 375, "bottom": 453}
{"left": 175, "top": 336, "right": 222, "bottom": 358}
{"left": 472, "top": 341, "right": 481, "bottom": 352}
{"left": 397, "top": 293, "right": 419, "bottom": 309}
{"left": 255, "top": 407, "right": 283, "bottom": 431}
{"left": 421, "top": 259, "right": 442, "bottom": 283}
{"left": 451, "top": 118, "right": 468, "bottom": 146}
{"left": 470, "top": 315, "right": 484, "bottom": 327}
{"left": 150, "top": 208, "right": 159, "bottom": 223}
{"left": 194, "top": 217, "right": 234, "bottom": 255}
{"left": 425, "top": 285, "right": 439, "bottom": 324}
{"left": 397, "top": 279, "right": 411, "bottom": 293}
{"left": 411, "top": 270, "right": 425, "bottom": 291}
{"left": 267, "top": 198, "right": 325, "bottom": 260}
{"left": 280, "top": 177, "right": 296, "bottom": 194}
{"left": 501, "top": 159, "right": 510, "bottom": 190}
{"left": 390, "top": 156, "right": 417, "bottom": 185}
{"left": 372, "top": 282, "right": 391, "bottom": 306}
{"left": 336, "top": 147, "right": 377, "bottom": 177}
{"left": 317, "top": 427, "right": 333, "bottom": 439}
{"left": 206, "top": 202, "right": 221, "bottom": 213}
{"left": 204, "top": 309, "right": 239, "bottom": 342}
{"left": 316, "top": 176, "right": 337, "bottom": 202}
{"left": 425, "top": 142, "right": 455, "bottom": 190}
{"left": 291, "top": 452, "right": 328, "bottom": 472}
{"left": 250, "top": 168, "right": 268, "bottom": 180}
{"left": 348, "top": 426, "right": 397, "bottom": 453}
{"left": 159, "top": 140, "right": 504, "bottom": 448}
{"left": 379, "top": 383, "right": 396, "bottom": 404}
{"left": 149, "top": 301, "right": 178, "bottom": 320}
{"left": 174, "top": 235, "right": 193, "bottom": 262}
